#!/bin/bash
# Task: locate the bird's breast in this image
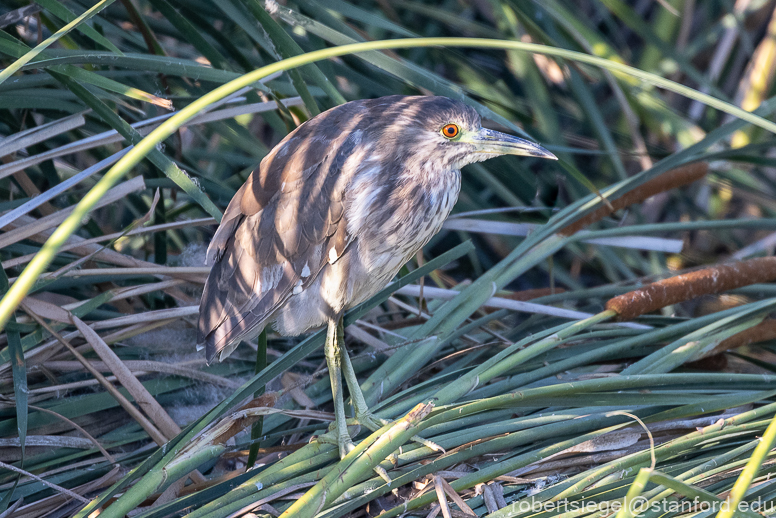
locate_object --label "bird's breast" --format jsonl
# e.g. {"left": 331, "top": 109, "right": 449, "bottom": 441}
{"left": 346, "top": 166, "right": 461, "bottom": 278}
{"left": 274, "top": 166, "right": 461, "bottom": 333}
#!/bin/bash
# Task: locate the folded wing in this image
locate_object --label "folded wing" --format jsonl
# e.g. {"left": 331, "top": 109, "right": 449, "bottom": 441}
{"left": 198, "top": 104, "right": 364, "bottom": 362}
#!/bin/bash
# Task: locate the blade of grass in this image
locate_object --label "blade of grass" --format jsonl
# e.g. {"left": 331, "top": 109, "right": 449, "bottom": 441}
{"left": 614, "top": 467, "right": 653, "bottom": 518}
{"left": 0, "top": 267, "right": 24, "bottom": 513}
{"left": 0, "top": 0, "right": 116, "bottom": 85}
{"left": 35, "top": 0, "right": 122, "bottom": 54}
{"left": 716, "top": 414, "right": 776, "bottom": 518}
{"left": 47, "top": 69, "right": 222, "bottom": 220}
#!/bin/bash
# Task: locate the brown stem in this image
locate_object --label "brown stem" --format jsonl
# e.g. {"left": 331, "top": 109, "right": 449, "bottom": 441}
{"left": 607, "top": 257, "right": 776, "bottom": 320}
{"left": 560, "top": 162, "right": 708, "bottom": 236}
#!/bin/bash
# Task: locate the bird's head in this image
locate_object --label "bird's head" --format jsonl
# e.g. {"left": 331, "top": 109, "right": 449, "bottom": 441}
{"left": 377, "top": 96, "right": 557, "bottom": 171}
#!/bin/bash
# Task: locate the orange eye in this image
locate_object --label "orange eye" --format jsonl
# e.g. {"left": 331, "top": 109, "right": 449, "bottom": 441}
{"left": 442, "top": 123, "right": 460, "bottom": 139}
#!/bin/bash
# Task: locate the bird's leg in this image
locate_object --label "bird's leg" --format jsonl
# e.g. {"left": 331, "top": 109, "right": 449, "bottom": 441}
{"left": 336, "top": 316, "right": 393, "bottom": 483}
{"left": 338, "top": 317, "right": 446, "bottom": 455}
{"left": 337, "top": 316, "right": 387, "bottom": 432}
{"left": 324, "top": 318, "right": 355, "bottom": 458}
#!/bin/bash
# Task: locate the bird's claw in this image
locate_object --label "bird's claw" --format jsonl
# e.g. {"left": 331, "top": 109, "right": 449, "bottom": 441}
{"left": 317, "top": 426, "right": 357, "bottom": 459}
{"left": 355, "top": 411, "right": 389, "bottom": 432}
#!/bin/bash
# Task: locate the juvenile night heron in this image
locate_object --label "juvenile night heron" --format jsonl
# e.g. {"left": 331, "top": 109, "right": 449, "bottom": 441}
{"left": 198, "top": 95, "right": 555, "bottom": 457}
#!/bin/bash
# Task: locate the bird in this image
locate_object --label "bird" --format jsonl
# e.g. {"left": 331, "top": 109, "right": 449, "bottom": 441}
{"left": 197, "top": 95, "right": 556, "bottom": 457}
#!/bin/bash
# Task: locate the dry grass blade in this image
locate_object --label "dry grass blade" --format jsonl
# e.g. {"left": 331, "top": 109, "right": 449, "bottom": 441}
{"left": 47, "top": 187, "right": 161, "bottom": 281}
{"left": 26, "top": 404, "right": 115, "bottom": 464}
{"left": 0, "top": 435, "right": 96, "bottom": 449}
{"left": 437, "top": 476, "right": 477, "bottom": 517}
{"left": 397, "top": 284, "right": 650, "bottom": 326}
{"left": 434, "top": 475, "right": 453, "bottom": 518}
{"left": 30, "top": 266, "right": 209, "bottom": 282}
{"left": 2, "top": 218, "right": 214, "bottom": 269}
{"left": 0, "top": 112, "right": 85, "bottom": 157}
{"left": 1, "top": 216, "right": 205, "bottom": 286}
{"left": 42, "top": 360, "right": 240, "bottom": 389}
{"left": 443, "top": 219, "right": 684, "bottom": 252}
{"left": 20, "top": 302, "right": 169, "bottom": 445}
{"left": 71, "top": 316, "right": 183, "bottom": 441}
{"left": 17, "top": 296, "right": 71, "bottom": 324}
{"left": 0, "top": 175, "right": 145, "bottom": 250}
{"left": 0, "top": 497, "right": 22, "bottom": 518}
{"left": 11, "top": 467, "right": 120, "bottom": 518}
{"left": 0, "top": 460, "right": 90, "bottom": 504}
{"left": 0, "top": 97, "right": 300, "bottom": 180}
{"left": 89, "top": 306, "right": 199, "bottom": 330}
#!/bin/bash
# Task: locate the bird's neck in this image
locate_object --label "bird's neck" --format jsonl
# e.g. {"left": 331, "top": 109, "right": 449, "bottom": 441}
{"left": 397, "top": 163, "right": 462, "bottom": 220}
{"left": 409, "top": 160, "right": 461, "bottom": 197}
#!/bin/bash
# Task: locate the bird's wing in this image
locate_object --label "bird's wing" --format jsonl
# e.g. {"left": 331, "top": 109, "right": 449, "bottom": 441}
{"left": 198, "top": 106, "right": 362, "bottom": 362}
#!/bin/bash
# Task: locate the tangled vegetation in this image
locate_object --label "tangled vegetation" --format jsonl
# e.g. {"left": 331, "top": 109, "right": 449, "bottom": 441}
{"left": 1, "top": 0, "right": 776, "bottom": 517}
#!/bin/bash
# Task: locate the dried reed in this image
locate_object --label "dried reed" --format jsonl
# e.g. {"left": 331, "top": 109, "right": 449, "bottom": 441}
{"left": 560, "top": 162, "right": 708, "bottom": 236}
{"left": 607, "top": 257, "right": 776, "bottom": 320}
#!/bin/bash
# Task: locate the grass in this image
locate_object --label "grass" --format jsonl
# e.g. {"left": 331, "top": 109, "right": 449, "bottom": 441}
{"left": 2, "top": 0, "right": 776, "bottom": 517}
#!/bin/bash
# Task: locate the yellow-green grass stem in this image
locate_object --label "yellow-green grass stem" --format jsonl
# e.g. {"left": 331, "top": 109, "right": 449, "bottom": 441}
{"left": 615, "top": 468, "right": 653, "bottom": 518}
{"left": 432, "top": 309, "right": 617, "bottom": 405}
{"left": 4, "top": 36, "right": 776, "bottom": 335}
{"left": 716, "top": 413, "right": 776, "bottom": 518}
{"left": 646, "top": 470, "right": 762, "bottom": 518}
{"left": 0, "top": 0, "right": 116, "bottom": 86}
{"left": 279, "top": 402, "right": 433, "bottom": 518}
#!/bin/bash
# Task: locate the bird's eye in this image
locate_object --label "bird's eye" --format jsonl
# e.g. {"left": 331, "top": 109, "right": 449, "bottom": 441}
{"left": 441, "top": 123, "right": 460, "bottom": 139}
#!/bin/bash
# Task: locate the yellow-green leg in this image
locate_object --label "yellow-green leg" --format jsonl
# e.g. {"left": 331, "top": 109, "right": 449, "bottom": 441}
{"left": 324, "top": 318, "right": 354, "bottom": 458}
{"left": 319, "top": 317, "right": 441, "bottom": 481}
{"left": 337, "top": 317, "right": 443, "bottom": 454}
{"left": 336, "top": 316, "right": 394, "bottom": 482}
{"left": 337, "top": 316, "right": 387, "bottom": 431}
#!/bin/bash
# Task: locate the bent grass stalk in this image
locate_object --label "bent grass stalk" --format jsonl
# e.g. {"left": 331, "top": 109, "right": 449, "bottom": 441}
{"left": 550, "top": 420, "right": 772, "bottom": 505}
{"left": 614, "top": 467, "right": 652, "bottom": 518}
{"left": 3, "top": 37, "right": 776, "bottom": 334}
{"left": 431, "top": 309, "right": 617, "bottom": 405}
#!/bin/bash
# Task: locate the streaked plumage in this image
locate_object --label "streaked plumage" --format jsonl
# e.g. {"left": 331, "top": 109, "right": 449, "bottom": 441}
{"left": 198, "top": 95, "right": 555, "bottom": 365}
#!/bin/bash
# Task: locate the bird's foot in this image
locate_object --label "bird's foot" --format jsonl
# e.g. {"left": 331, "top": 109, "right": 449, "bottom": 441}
{"left": 316, "top": 421, "right": 392, "bottom": 484}
{"left": 354, "top": 410, "right": 389, "bottom": 432}
{"left": 317, "top": 425, "right": 356, "bottom": 459}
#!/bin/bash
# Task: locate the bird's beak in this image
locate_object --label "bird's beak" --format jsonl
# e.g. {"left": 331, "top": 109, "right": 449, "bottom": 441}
{"left": 467, "top": 128, "right": 557, "bottom": 160}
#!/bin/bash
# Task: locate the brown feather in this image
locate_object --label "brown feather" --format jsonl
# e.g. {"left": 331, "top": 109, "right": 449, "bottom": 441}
{"left": 198, "top": 102, "right": 367, "bottom": 362}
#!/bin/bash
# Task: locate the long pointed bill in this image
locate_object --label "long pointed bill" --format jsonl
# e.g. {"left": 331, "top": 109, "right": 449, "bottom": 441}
{"left": 467, "top": 128, "right": 557, "bottom": 160}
